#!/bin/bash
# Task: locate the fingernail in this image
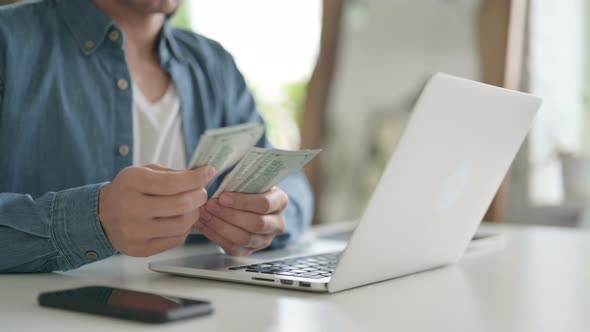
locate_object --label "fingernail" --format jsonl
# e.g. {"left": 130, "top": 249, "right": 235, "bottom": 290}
{"left": 200, "top": 209, "right": 212, "bottom": 221}
{"left": 207, "top": 200, "right": 221, "bottom": 213}
{"left": 207, "top": 166, "right": 217, "bottom": 179}
{"left": 220, "top": 194, "right": 234, "bottom": 207}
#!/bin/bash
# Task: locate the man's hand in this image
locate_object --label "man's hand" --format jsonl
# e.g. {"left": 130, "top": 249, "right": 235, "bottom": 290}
{"left": 196, "top": 187, "right": 289, "bottom": 256}
{"left": 98, "top": 164, "right": 216, "bottom": 257}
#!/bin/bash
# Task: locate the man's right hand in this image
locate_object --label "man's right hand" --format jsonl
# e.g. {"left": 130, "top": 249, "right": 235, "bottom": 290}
{"left": 98, "top": 164, "right": 216, "bottom": 257}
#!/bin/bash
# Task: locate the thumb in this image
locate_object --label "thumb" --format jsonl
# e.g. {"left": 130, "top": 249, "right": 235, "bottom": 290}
{"left": 189, "top": 165, "right": 217, "bottom": 188}
{"left": 144, "top": 164, "right": 180, "bottom": 172}
{"left": 141, "top": 164, "right": 216, "bottom": 194}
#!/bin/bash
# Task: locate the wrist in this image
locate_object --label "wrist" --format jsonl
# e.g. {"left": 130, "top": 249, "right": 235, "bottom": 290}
{"left": 97, "top": 182, "right": 114, "bottom": 244}
{"left": 51, "top": 183, "right": 117, "bottom": 269}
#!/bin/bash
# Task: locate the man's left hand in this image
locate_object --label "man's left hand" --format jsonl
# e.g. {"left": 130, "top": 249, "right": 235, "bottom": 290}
{"left": 196, "top": 187, "right": 289, "bottom": 256}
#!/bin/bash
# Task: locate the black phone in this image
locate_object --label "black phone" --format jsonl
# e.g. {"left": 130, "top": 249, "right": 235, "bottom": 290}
{"left": 38, "top": 286, "right": 213, "bottom": 324}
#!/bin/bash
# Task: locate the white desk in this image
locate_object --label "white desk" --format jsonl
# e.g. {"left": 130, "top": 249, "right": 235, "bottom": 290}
{"left": 2, "top": 224, "right": 589, "bottom": 332}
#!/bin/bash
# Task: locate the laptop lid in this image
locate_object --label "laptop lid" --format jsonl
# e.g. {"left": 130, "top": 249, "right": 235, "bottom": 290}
{"left": 328, "top": 73, "right": 541, "bottom": 292}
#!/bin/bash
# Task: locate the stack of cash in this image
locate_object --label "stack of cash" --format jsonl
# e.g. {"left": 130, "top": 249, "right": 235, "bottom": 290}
{"left": 188, "top": 123, "right": 320, "bottom": 195}
{"left": 187, "top": 123, "right": 265, "bottom": 175}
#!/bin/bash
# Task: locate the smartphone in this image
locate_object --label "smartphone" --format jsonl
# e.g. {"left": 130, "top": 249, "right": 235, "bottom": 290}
{"left": 38, "top": 286, "right": 213, "bottom": 324}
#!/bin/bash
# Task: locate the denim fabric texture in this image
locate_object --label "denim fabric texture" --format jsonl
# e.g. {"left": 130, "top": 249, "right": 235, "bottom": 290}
{"left": 0, "top": 0, "right": 313, "bottom": 272}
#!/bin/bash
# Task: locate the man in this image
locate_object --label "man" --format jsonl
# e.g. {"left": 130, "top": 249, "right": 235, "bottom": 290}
{"left": 0, "top": 0, "right": 313, "bottom": 272}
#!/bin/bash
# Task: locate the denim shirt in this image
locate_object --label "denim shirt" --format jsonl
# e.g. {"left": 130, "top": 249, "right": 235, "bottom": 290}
{"left": 0, "top": 0, "right": 313, "bottom": 272}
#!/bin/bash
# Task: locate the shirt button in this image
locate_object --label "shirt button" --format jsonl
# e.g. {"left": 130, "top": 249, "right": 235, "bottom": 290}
{"left": 85, "top": 251, "right": 98, "bottom": 260}
{"left": 117, "top": 78, "right": 129, "bottom": 90}
{"left": 85, "top": 40, "right": 95, "bottom": 50}
{"left": 109, "top": 30, "right": 120, "bottom": 42}
{"left": 118, "top": 144, "right": 130, "bottom": 157}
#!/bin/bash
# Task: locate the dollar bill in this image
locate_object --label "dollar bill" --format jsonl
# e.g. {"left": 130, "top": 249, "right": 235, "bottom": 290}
{"left": 212, "top": 148, "right": 321, "bottom": 197}
{"left": 187, "top": 123, "right": 264, "bottom": 175}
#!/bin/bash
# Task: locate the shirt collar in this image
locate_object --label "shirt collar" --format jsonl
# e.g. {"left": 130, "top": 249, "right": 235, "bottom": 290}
{"left": 56, "top": 0, "right": 114, "bottom": 55}
{"left": 159, "top": 22, "right": 186, "bottom": 65}
{"left": 56, "top": 0, "right": 185, "bottom": 63}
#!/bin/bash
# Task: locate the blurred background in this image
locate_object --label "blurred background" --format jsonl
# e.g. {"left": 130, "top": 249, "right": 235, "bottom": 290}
{"left": 3, "top": 0, "right": 590, "bottom": 228}
{"left": 181, "top": 0, "right": 590, "bottom": 229}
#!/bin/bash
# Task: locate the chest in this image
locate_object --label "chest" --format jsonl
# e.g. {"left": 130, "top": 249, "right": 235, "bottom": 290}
{"left": 127, "top": 53, "right": 172, "bottom": 103}
{"left": 0, "top": 37, "right": 225, "bottom": 194}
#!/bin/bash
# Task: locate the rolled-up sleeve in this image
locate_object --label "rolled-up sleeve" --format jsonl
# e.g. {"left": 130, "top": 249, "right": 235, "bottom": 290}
{"left": 0, "top": 183, "right": 117, "bottom": 272}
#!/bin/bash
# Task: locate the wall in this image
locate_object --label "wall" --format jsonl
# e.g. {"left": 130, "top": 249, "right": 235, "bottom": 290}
{"left": 319, "top": 0, "right": 481, "bottom": 223}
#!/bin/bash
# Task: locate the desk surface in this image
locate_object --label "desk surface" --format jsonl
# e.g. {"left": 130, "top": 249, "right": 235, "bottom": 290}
{"left": 2, "top": 224, "right": 589, "bottom": 332}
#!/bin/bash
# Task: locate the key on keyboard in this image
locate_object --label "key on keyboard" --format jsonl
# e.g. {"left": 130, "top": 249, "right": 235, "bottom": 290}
{"left": 228, "top": 252, "right": 341, "bottom": 279}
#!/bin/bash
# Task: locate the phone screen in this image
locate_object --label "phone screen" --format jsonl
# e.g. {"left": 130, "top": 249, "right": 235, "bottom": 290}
{"left": 38, "top": 286, "right": 212, "bottom": 323}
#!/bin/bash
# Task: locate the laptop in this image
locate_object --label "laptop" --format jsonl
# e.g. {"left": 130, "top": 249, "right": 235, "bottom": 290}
{"left": 149, "top": 73, "right": 541, "bottom": 293}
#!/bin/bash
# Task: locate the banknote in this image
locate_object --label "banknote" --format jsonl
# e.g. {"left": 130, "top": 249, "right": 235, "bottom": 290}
{"left": 212, "top": 148, "right": 321, "bottom": 197}
{"left": 187, "top": 123, "right": 264, "bottom": 175}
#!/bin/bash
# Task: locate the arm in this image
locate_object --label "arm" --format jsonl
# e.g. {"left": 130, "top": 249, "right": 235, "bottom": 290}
{"left": 226, "top": 54, "right": 313, "bottom": 247}
{"left": 0, "top": 185, "right": 117, "bottom": 272}
{"left": 0, "top": 25, "right": 117, "bottom": 272}
{"left": 0, "top": 166, "right": 216, "bottom": 273}
{"left": 0, "top": 28, "right": 216, "bottom": 273}
{"left": 198, "top": 51, "right": 314, "bottom": 251}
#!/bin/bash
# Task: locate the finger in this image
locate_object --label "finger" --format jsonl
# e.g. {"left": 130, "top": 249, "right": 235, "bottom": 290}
{"left": 128, "top": 165, "right": 216, "bottom": 195}
{"left": 141, "top": 188, "right": 208, "bottom": 218}
{"left": 218, "top": 187, "right": 288, "bottom": 214}
{"left": 205, "top": 199, "right": 285, "bottom": 235}
{"left": 125, "top": 233, "right": 189, "bottom": 257}
{"left": 200, "top": 208, "right": 274, "bottom": 250}
{"left": 145, "top": 233, "right": 190, "bottom": 256}
{"left": 146, "top": 211, "right": 199, "bottom": 238}
{"left": 144, "top": 164, "right": 180, "bottom": 172}
{"left": 195, "top": 218, "right": 252, "bottom": 256}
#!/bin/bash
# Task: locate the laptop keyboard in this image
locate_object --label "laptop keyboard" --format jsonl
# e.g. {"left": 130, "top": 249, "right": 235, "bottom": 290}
{"left": 228, "top": 252, "right": 341, "bottom": 279}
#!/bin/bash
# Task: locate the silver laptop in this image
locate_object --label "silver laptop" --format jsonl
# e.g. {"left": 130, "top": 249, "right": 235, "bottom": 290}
{"left": 149, "top": 73, "right": 541, "bottom": 293}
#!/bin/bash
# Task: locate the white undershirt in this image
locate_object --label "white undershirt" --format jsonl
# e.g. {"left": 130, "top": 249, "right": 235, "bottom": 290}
{"left": 132, "top": 83, "right": 187, "bottom": 169}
